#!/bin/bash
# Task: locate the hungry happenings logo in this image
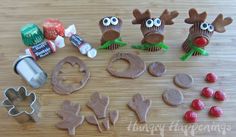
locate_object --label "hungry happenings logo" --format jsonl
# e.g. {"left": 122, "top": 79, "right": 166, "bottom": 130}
{"left": 127, "top": 121, "right": 231, "bottom": 137}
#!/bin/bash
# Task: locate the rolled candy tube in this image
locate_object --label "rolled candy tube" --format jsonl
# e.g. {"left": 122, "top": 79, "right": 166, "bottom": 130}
{"left": 65, "top": 24, "right": 97, "bottom": 58}
{"left": 25, "top": 36, "right": 65, "bottom": 60}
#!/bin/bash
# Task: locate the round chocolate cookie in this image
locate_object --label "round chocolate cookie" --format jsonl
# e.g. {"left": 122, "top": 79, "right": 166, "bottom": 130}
{"left": 162, "top": 88, "right": 184, "bottom": 106}
{"left": 148, "top": 62, "right": 166, "bottom": 77}
{"left": 174, "top": 73, "right": 193, "bottom": 89}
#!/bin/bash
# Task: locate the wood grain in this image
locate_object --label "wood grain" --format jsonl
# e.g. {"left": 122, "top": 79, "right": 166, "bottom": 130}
{"left": 0, "top": 0, "right": 236, "bottom": 137}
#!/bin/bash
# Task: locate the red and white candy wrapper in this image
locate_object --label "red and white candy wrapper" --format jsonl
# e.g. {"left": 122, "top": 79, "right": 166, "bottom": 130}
{"left": 25, "top": 35, "right": 65, "bottom": 60}
{"left": 43, "top": 19, "right": 65, "bottom": 40}
{"left": 65, "top": 24, "right": 97, "bottom": 58}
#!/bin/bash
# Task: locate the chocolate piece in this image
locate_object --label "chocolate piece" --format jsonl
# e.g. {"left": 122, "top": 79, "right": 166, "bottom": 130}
{"left": 87, "top": 92, "right": 109, "bottom": 119}
{"left": 109, "top": 110, "right": 119, "bottom": 125}
{"left": 107, "top": 53, "right": 146, "bottom": 79}
{"left": 99, "top": 16, "right": 126, "bottom": 50}
{"left": 102, "top": 119, "right": 110, "bottom": 130}
{"left": 180, "top": 8, "right": 233, "bottom": 61}
{"left": 174, "top": 73, "right": 193, "bottom": 89}
{"left": 86, "top": 115, "right": 102, "bottom": 132}
{"left": 148, "top": 62, "right": 166, "bottom": 77}
{"left": 128, "top": 93, "right": 151, "bottom": 123}
{"left": 132, "top": 9, "right": 179, "bottom": 51}
{"left": 162, "top": 88, "right": 184, "bottom": 106}
{"left": 56, "top": 100, "right": 84, "bottom": 136}
{"left": 51, "top": 56, "right": 90, "bottom": 95}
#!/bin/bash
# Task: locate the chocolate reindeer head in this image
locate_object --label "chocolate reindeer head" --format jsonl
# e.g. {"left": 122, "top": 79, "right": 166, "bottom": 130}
{"left": 132, "top": 9, "right": 179, "bottom": 44}
{"left": 185, "top": 8, "right": 233, "bottom": 48}
{"left": 99, "top": 16, "right": 122, "bottom": 42}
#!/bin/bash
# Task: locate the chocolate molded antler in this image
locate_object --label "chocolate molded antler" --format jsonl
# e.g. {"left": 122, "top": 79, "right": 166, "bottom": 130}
{"left": 87, "top": 92, "right": 109, "bottom": 119}
{"left": 160, "top": 9, "right": 179, "bottom": 25}
{"left": 212, "top": 14, "right": 233, "bottom": 33}
{"left": 132, "top": 9, "right": 151, "bottom": 24}
{"left": 128, "top": 93, "right": 151, "bottom": 123}
{"left": 56, "top": 100, "right": 84, "bottom": 136}
{"left": 185, "top": 8, "right": 207, "bottom": 24}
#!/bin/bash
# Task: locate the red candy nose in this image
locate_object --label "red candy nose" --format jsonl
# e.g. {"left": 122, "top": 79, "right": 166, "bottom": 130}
{"left": 193, "top": 37, "right": 208, "bottom": 47}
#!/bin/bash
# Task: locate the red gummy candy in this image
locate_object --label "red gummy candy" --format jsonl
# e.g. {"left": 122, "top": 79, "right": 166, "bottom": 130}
{"left": 214, "top": 90, "right": 226, "bottom": 101}
{"left": 192, "top": 99, "right": 205, "bottom": 110}
{"left": 201, "top": 87, "right": 214, "bottom": 98}
{"left": 205, "top": 73, "right": 217, "bottom": 83}
{"left": 184, "top": 110, "right": 198, "bottom": 123}
{"left": 209, "top": 106, "right": 223, "bottom": 117}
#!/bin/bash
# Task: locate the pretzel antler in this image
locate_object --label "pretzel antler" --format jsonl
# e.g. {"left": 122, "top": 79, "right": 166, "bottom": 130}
{"left": 132, "top": 9, "right": 151, "bottom": 24}
{"left": 160, "top": 9, "right": 179, "bottom": 25}
{"left": 212, "top": 14, "right": 233, "bottom": 33}
{"left": 185, "top": 8, "right": 207, "bottom": 24}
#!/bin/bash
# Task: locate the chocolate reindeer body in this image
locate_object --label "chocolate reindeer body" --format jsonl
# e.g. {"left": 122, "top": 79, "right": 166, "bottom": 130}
{"left": 132, "top": 9, "right": 179, "bottom": 52}
{"left": 181, "top": 8, "right": 233, "bottom": 61}
{"left": 99, "top": 16, "right": 126, "bottom": 50}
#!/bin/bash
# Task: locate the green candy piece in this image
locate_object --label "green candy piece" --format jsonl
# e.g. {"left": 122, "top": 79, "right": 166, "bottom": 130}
{"left": 98, "top": 37, "right": 127, "bottom": 49}
{"left": 20, "top": 23, "right": 44, "bottom": 46}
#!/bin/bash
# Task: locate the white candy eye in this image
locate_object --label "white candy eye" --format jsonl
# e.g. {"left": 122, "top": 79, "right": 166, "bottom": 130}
{"left": 200, "top": 22, "right": 208, "bottom": 30}
{"left": 208, "top": 24, "right": 214, "bottom": 32}
{"left": 102, "top": 17, "right": 111, "bottom": 26}
{"left": 110, "top": 17, "right": 119, "bottom": 25}
{"left": 145, "top": 19, "right": 154, "bottom": 28}
{"left": 153, "top": 18, "right": 161, "bottom": 27}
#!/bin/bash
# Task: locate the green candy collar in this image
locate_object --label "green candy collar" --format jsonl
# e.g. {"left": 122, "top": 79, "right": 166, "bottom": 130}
{"left": 180, "top": 39, "right": 209, "bottom": 61}
{"left": 131, "top": 42, "right": 169, "bottom": 52}
{"left": 98, "top": 37, "right": 127, "bottom": 49}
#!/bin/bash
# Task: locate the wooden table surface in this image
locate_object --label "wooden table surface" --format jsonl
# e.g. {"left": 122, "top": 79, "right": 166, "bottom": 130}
{"left": 0, "top": 0, "right": 236, "bottom": 137}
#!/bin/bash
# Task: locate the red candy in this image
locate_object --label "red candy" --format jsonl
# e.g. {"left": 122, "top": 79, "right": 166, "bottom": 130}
{"left": 184, "top": 110, "right": 198, "bottom": 123}
{"left": 43, "top": 19, "right": 65, "bottom": 40}
{"left": 201, "top": 87, "right": 214, "bottom": 98}
{"left": 209, "top": 106, "right": 223, "bottom": 117}
{"left": 214, "top": 90, "right": 226, "bottom": 101}
{"left": 192, "top": 99, "right": 205, "bottom": 110}
{"left": 194, "top": 37, "right": 208, "bottom": 47}
{"left": 205, "top": 73, "right": 217, "bottom": 83}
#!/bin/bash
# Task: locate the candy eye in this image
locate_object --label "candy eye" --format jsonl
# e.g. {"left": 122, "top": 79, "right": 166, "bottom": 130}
{"left": 145, "top": 19, "right": 154, "bottom": 28}
{"left": 208, "top": 24, "right": 214, "bottom": 32}
{"left": 102, "top": 17, "right": 111, "bottom": 26}
{"left": 153, "top": 18, "right": 161, "bottom": 27}
{"left": 200, "top": 22, "right": 208, "bottom": 30}
{"left": 110, "top": 17, "right": 119, "bottom": 25}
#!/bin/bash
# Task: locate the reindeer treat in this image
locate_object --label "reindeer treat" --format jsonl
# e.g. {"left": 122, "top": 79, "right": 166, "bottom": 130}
{"left": 180, "top": 8, "right": 233, "bottom": 61}
{"left": 131, "top": 9, "right": 179, "bottom": 52}
{"left": 98, "top": 16, "right": 127, "bottom": 50}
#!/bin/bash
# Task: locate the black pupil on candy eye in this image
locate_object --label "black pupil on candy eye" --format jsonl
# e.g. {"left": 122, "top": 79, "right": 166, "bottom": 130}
{"left": 113, "top": 18, "right": 117, "bottom": 22}
{"left": 156, "top": 20, "right": 160, "bottom": 23}
{"left": 104, "top": 19, "right": 108, "bottom": 23}
{"left": 203, "top": 23, "right": 207, "bottom": 28}
{"left": 147, "top": 20, "right": 152, "bottom": 24}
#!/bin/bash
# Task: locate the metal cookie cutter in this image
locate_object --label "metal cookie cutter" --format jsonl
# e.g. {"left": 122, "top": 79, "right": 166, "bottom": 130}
{"left": 1, "top": 86, "right": 40, "bottom": 123}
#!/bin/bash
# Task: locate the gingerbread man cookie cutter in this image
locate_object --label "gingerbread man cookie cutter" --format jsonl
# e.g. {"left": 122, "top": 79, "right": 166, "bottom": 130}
{"left": 1, "top": 86, "right": 40, "bottom": 123}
